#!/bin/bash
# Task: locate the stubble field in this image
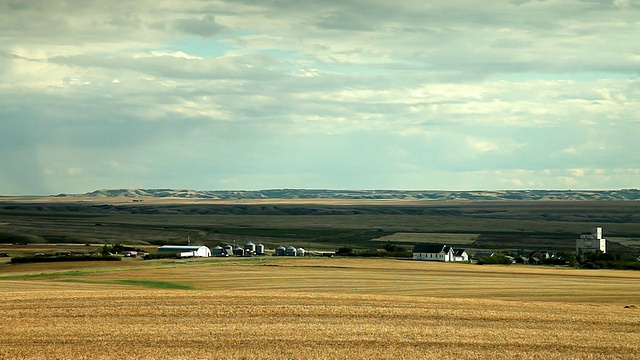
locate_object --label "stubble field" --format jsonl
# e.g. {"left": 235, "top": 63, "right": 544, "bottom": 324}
{"left": 1, "top": 258, "right": 639, "bottom": 359}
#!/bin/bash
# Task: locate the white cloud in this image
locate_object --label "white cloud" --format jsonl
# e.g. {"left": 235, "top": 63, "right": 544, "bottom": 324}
{"left": 1, "top": 0, "right": 639, "bottom": 194}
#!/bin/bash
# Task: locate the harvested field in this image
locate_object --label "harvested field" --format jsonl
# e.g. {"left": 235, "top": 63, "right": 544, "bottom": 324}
{"left": 1, "top": 290, "right": 639, "bottom": 359}
{"left": 1, "top": 258, "right": 640, "bottom": 359}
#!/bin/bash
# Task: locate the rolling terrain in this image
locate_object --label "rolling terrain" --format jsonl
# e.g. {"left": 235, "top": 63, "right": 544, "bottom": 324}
{"left": 54, "top": 188, "right": 640, "bottom": 201}
{"left": 1, "top": 192, "right": 639, "bottom": 255}
{"left": 1, "top": 258, "right": 639, "bottom": 359}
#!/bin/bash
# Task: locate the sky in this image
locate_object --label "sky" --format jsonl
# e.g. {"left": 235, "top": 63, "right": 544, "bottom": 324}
{"left": 1, "top": 0, "right": 639, "bottom": 195}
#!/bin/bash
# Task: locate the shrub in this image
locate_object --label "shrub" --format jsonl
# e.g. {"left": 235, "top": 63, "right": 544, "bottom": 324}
{"left": 10, "top": 255, "right": 121, "bottom": 264}
{"left": 143, "top": 253, "right": 176, "bottom": 260}
{"left": 477, "top": 254, "right": 512, "bottom": 265}
{"left": 336, "top": 247, "right": 355, "bottom": 256}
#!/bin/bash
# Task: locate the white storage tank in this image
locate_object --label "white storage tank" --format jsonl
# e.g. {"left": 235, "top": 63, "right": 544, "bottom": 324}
{"left": 213, "top": 245, "right": 224, "bottom": 256}
{"left": 233, "top": 246, "right": 244, "bottom": 256}
{"left": 275, "top": 246, "right": 286, "bottom": 256}
{"left": 297, "top": 247, "right": 305, "bottom": 256}
{"left": 244, "top": 241, "right": 256, "bottom": 253}
{"left": 256, "top": 243, "right": 265, "bottom": 255}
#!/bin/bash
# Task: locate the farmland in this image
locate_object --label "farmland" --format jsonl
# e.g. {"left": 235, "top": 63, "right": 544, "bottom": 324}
{"left": 1, "top": 198, "right": 640, "bottom": 255}
{"left": 1, "top": 197, "right": 640, "bottom": 358}
{"left": 1, "top": 258, "right": 640, "bottom": 359}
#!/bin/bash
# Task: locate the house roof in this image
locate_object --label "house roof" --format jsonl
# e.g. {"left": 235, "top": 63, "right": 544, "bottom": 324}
{"left": 412, "top": 243, "right": 450, "bottom": 253}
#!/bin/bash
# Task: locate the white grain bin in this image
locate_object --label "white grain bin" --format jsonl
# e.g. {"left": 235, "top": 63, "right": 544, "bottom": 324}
{"left": 275, "top": 246, "right": 286, "bottom": 256}
{"left": 244, "top": 241, "right": 256, "bottom": 253}
{"left": 256, "top": 243, "right": 265, "bottom": 255}
{"left": 224, "top": 244, "right": 234, "bottom": 253}
{"left": 297, "top": 247, "right": 305, "bottom": 256}
{"left": 213, "top": 245, "right": 224, "bottom": 256}
{"left": 285, "top": 246, "right": 297, "bottom": 256}
{"left": 233, "top": 246, "right": 245, "bottom": 256}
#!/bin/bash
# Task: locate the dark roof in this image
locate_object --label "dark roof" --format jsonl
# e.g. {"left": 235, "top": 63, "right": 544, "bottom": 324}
{"left": 412, "top": 243, "right": 450, "bottom": 253}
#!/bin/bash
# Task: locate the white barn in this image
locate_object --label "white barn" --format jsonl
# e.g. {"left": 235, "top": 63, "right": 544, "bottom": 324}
{"left": 157, "top": 245, "right": 211, "bottom": 258}
{"left": 412, "top": 243, "right": 468, "bottom": 262}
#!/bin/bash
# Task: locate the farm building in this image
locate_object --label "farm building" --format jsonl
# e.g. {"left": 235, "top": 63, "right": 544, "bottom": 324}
{"left": 412, "top": 243, "right": 468, "bottom": 262}
{"left": 576, "top": 226, "right": 606, "bottom": 254}
{"left": 452, "top": 249, "right": 469, "bottom": 262}
{"left": 157, "top": 245, "right": 211, "bottom": 258}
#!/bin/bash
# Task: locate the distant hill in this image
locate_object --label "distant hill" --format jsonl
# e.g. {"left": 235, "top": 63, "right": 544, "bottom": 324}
{"left": 59, "top": 188, "right": 640, "bottom": 201}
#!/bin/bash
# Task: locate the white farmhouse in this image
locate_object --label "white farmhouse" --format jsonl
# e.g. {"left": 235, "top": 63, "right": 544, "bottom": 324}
{"left": 452, "top": 249, "right": 469, "bottom": 262}
{"left": 157, "top": 245, "right": 212, "bottom": 258}
{"left": 412, "top": 243, "right": 468, "bottom": 262}
{"left": 576, "top": 227, "right": 606, "bottom": 255}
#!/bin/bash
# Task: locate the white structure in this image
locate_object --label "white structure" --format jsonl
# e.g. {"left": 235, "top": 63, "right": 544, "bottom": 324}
{"left": 576, "top": 227, "right": 606, "bottom": 254}
{"left": 412, "top": 243, "right": 468, "bottom": 262}
{"left": 157, "top": 245, "right": 211, "bottom": 258}
{"left": 452, "top": 249, "right": 469, "bottom": 262}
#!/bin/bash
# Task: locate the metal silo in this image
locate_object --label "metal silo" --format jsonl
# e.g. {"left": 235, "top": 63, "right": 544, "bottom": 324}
{"left": 285, "top": 246, "right": 297, "bottom": 256}
{"left": 233, "top": 246, "right": 245, "bottom": 256}
{"left": 213, "top": 245, "right": 223, "bottom": 256}
{"left": 256, "top": 243, "right": 265, "bottom": 255}
{"left": 275, "top": 246, "right": 286, "bottom": 256}
{"left": 297, "top": 247, "right": 305, "bottom": 256}
{"left": 244, "top": 241, "right": 256, "bottom": 254}
{"left": 224, "top": 244, "right": 234, "bottom": 254}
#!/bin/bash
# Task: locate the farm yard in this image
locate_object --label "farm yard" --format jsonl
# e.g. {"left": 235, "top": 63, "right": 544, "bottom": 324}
{"left": 1, "top": 258, "right": 640, "bottom": 359}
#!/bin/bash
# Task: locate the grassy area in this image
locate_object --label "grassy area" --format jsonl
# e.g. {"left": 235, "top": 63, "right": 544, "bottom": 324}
{"left": 112, "top": 279, "right": 195, "bottom": 290}
{"left": 372, "top": 232, "right": 478, "bottom": 245}
{"left": 1, "top": 199, "right": 639, "bottom": 256}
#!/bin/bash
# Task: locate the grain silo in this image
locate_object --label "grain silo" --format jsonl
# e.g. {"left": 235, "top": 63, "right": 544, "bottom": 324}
{"left": 275, "top": 246, "right": 286, "bottom": 256}
{"left": 244, "top": 241, "right": 256, "bottom": 254}
{"left": 233, "top": 246, "right": 245, "bottom": 256}
{"left": 297, "top": 247, "right": 305, "bottom": 256}
{"left": 285, "top": 246, "right": 297, "bottom": 256}
{"left": 224, "top": 244, "right": 234, "bottom": 255}
{"left": 256, "top": 243, "right": 265, "bottom": 255}
{"left": 213, "top": 245, "right": 224, "bottom": 256}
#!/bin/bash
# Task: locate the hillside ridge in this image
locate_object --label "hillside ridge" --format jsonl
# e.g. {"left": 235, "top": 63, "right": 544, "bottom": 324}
{"left": 57, "top": 188, "right": 640, "bottom": 201}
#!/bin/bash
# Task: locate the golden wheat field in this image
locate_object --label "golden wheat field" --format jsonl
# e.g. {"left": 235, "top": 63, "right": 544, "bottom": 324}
{"left": 1, "top": 258, "right": 640, "bottom": 359}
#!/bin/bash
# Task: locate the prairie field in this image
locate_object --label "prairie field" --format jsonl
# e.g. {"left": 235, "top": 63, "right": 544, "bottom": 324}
{"left": 1, "top": 258, "right": 639, "bottom": 359}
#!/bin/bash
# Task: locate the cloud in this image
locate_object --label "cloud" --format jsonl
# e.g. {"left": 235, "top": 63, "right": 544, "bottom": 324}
{"left": 0, "top": 0, "right": 639, "bottom": 194}
{"left": 172, "top": 15, "right": 227, "bottom": 37}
